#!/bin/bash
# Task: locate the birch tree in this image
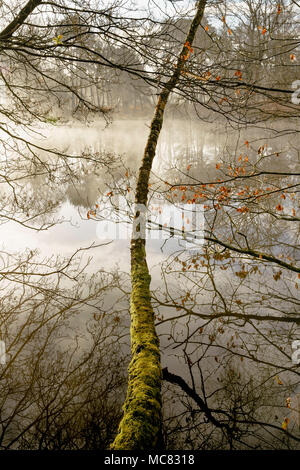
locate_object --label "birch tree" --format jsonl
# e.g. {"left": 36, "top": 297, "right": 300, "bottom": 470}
{"left": 111, "top": 0, "right": 208, "bottom": 450}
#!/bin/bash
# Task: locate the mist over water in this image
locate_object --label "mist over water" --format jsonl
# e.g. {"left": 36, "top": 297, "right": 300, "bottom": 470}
{"left": 1, "top": 115, "right": 298, "bottom": 270}
{"left": 0, "top": 105, "right": 298, "bottom": 448}
{"left": 1, "top": 115, "right": 298, "bottom": 383}
{"left": 0, "top": 118, "right": 215, "bottom": 269}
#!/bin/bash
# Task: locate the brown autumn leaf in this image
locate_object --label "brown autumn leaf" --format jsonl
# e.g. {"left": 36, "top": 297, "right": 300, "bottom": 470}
{"left": 282, "top": 417, "right": 289, "bottom": 430}
{"left": 273, "top": 271, "right": 282, "bottom": 281}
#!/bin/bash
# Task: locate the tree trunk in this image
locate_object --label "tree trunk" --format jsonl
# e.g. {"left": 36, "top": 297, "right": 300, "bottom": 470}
{"left": 111, "top": 0, "right": 207, "bottom": 450}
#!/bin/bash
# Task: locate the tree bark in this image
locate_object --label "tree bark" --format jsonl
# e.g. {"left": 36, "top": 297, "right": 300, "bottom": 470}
{"left": 111, "top": 0, "right": 207, "bottom": 450}
{"left": 0, "top": 0, "right": 43, "bottom": 40}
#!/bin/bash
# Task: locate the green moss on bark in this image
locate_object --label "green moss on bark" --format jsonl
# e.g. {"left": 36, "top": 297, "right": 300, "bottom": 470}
{"left": 111, "top": 239, "right": 162, "bottom": 450}
{"left": 111, "top": 0, "right": 207, "bottom": 450}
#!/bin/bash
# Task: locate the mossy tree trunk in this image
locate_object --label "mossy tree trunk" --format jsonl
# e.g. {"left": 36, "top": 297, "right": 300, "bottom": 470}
{"left": 111, "top": 0, "right": 207, "bottom": 450}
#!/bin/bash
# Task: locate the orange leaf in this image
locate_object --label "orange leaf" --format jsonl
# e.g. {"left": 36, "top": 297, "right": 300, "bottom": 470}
{"left": 228, "top": 28, "right": 232, "bottom": 36}
{"left": 290, "top": 54, "right": 296, "bottom": 62}
{"left": 222, "top": 16, "right": 226, "bottom": 23}
{"left": 216, "top": 75, "right": 221, "bottom": 81}
{"left": 216, "top": 163, "right": 220, "bottom": 169}
{"left": 205, "top": 25, "right": 209, "bottom": 31}
{"left": 262, "top": 27, "right": 267, "bottom": 35}
{"left": 187, "top": 164, "right": 191, "bottom": 171}
{"left": 219, "top": 97, "right": 228, "bottom": 104}
{"left": 276, "top": 204, "right": 283, "bottom": 211}
{"left": 277, "top": 4, "right": 282, "bottom": 14}
{"left": 245, "top": 140, "right": 249, "bottom": 147}
{"left": 282, "top": 417, "right": 289, "bottom": 430}
{"left": 184, "top": 41, "right": 193, "bottom": 53}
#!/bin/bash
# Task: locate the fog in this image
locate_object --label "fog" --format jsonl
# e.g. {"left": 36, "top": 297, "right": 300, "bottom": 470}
{"left": 1, "top": 111, "right": 299, "bottom": 446}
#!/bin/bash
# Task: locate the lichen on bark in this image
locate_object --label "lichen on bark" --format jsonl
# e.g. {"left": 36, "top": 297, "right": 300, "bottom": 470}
{"left": 112, "top": 238, "right": 162, "bottom": 450}
{"left": 111, "top": 0, "right": 207, "bottom": 450}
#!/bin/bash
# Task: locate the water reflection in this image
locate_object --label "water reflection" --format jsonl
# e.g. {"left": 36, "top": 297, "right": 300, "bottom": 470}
{"left": 1, "top": 117, "right": 299, "bottom": 264}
